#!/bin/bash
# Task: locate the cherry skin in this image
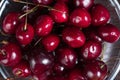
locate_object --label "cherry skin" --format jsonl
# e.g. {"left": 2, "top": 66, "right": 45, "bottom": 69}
{"left": 48, "top": 76, "right": 68, "bottom": 80}
{"left": 42, "top": 34, "right": 60, "bottom": 52}
{"left": 98, "top": 24, "right": 120, "bottom": 43}
{"left": 80, "top": 40, "right": 102, "bottom": 60}
{"left": 91, "top": 4, "right": 110, "bottom": 26}
{"left": 16, "top": 23, "right": 34, "bottom": 46}
{"left": 62, "top": 27, "right": 86, "bottom": 48}
{"left": 83, "top": 27, "right": 102, "bottom": 43}
{"left": 2, "top": 13, "right": 24, "bottom": 34}
{"left": 12, "top": 59, "right": 31, "bottom": 77}
{"left": 29, "top": 48, "right": 54, "bottom": 74}
{"left": 83, "top": 60, "right": 107, "bottom": 80}
{"left": 68, "top": 69, "right": 86, "bottom": 80}
{"left": 73, "top": 0, "right": 94, "bottom": 10}
{"left": 56, "top": 47, "right": 77, "bottom": 69}
{"left": 58, "top": 0, "right": 68, "bottom": 3}
{"left": 34, "top": 15, "right": 53, "bottom": 36}
{"left": 50, "top": 2, "right": 69, "bottom": 23}
{"left": 70, "top": 8, "right": 91, "bottom": 28}
{"left": 0, "top": 43, "right": 22, "bottom": 67}
{"left": 32, "top": 0, "right": 53, "bottom": 5}
{"left": 53, "top": 63, "right": 66, "bottom": 75}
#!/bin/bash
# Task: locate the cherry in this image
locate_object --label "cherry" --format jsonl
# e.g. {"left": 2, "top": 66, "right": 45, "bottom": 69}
{"left": 62, "top": 27, "right": 86, "bottom": 48}
{"left": 50, "top": 1, "right": 69, "bottom": 23}
{"left": 29, "top": 48, "right": 54, "bottom": 74}
{"left": 42, "top": 34, "right": 60, "bottom": 52}
{"left": 83, "top": 60, "right": 107, "bottom": 80}
{"left": 2, "top": 12, "right": 24, "bottom": 34}
{"left": 56, "top": 47, "right": 77, "bottom": 69}
{"left": 80, "top": 40, "right": 102, "bottom": 60}
{"left": 98, "top": 24, "right": 120, "bottom": 43}
{"left": 73, "top": 0, "right": 94, "bottom": 10}
{"left": 0, "top": 43, "right": 22, "bottom": 67}
{"left": 12, "top": 59, "right": 31, "bottom": 77}
{"left": 34, "top": 15, "right": 53, "bottom": 36}
{"left": 32, "top": 0, "right": 53, "bottom": 5}
{"left": 70, "top": 8, "right": 91, "bottom": 28}
{"left": 53, "top": 63, "right": 66, "bottom": 75}
{"left": 58, "top": 0, "right": 68, "bottom": 3}
{"left": 91, "top": 4, "right": 110, "bottom": 26}
{"left": 83, "top": 27, "right": 102, "bottom": 43}
{"left": 68, "top": 69, "right": 86, "bottom": 80}
{"left": 48, "top": 76, "right": 68, "bottom": 80}
{"left": 16, "top": 23, "right": 34, "bottom": 46}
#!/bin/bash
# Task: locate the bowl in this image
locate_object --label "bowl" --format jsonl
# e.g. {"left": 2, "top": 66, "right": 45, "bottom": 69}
{"left": 0, "top": 0, "right": 120, "bottom": 80}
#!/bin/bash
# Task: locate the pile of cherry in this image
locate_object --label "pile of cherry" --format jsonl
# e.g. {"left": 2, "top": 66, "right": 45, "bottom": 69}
{"left": 0, "top": 0, "right": 120, "bottom": 80}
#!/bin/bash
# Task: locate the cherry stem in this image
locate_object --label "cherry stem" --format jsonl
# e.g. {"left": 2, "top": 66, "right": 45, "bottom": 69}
{"left": 0, "top": 29, "right": 10, "bottom": 37}
{"left": 13, "top": 0, "right": 63, "bottom": 13}
{"left": 15, "top": 70, "right": 22, "bottom": 76}
{"left": 19, "top": 5, "right": 39, "bottom": 19}
{"left": 34, "top": 38, "right": 42, "bottom": 47}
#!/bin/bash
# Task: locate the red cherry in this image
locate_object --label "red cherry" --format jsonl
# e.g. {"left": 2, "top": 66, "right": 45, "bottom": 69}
{"left": 83, "top": 60, "right": 107, "bottom": 80}
{"left": 49, "top": 76, "right": 68, "bottom": 80}
{"left": 50, "top": 2, "right": 69, "bottom": 23}
{"left": 34, "top": 15, "right": 53, "bottom": 36}
{"left": 70, "top": 8, "right": 91, "bottom": 28}
{"left": 91, "top": 4, "right": 110, "bottom": 26}
{"left": 16, "top": 23, "right": 34, "bottom": 46}
{"left": 12, "top": 59, "right": 31, "bottom": 77}
{"left": 57, "top": 0, "right": 68, "bottom": 3}
{"left": 73, "top": 0, "right": 94, "bottom": 10}
{"left": 29, "top": 48, "right": 54, "bottom": 74}
{"left": 32, "top": 0, "right": 53, "bottom": 5}
{"left": 0, "top": 43, "right": 22, "bottom": 67}
{"left": 56, "top": 47, "right": 77, "bottom": 69}
{"left": 98, "top": 24, "right": 120, "bottom": 43}
{"left": 42, "top": 34, "right": 60, "bottom": 52}
{"left": 62, "top": 27, "right": 86, "bottom": 48}
{"left": 2, "top": 13, "right": 24, "bottom": 34}
{"left": 68, "top": 69, "right": 86, "bottom": 80}
{"left": 80, "top": 40, "right": 102, "bottom": 60}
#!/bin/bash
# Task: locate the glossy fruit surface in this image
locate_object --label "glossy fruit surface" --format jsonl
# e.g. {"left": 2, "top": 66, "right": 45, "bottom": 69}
{"left": 69, "top": 69, "right": 86, "bottom": 80}
{"left": 70, "top": 8, "right": 91, "bottom": 28}
{"left": 62, "top": 27, "right": 86, "bottom": 48}
{"left": 29, "top": 48, "right": 54, "bottom": 74}
{"left": 2, "top": 13, "right": 23, "bottom": 34}
{"left": 91, "top": 4, "right": 110, "bottom": 26}
{"left": 16, "top": 23, "right": 34, "bottom": 46}
{"left": 98, "top": 24, "right": 120, "bottom": 43}
{"left": 73, "top": 0, "right": 94, "bottom": 10}
{"left": 32, "top": 0, "right": 53, "bottom": 5}
{"left": 56, "top": 47, "right": 77, "bottom": 69}
{"left": 50, "top": 2, "right": 68, "bottom": 23}
{"left": 80, "top": 41, "right": 102, "bottom": 60}
{"left": 12, "top": 60, "right": 31, "bottom": 77}
{"left": 0, "top": 43, "right": 22, "bottom": 67}
{"left": 42, "top": 34, "right": 60, "bottom": 52}
{"left": 34, "top": 15, "right": 53, "bottom": 36}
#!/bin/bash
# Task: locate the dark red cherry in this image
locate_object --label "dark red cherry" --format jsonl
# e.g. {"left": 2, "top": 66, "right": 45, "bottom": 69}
{"left": 56, "top": 47, "right": 77, "bottom": 69}
{"left": 58, "top": 0, "right": 68, "bottom": 3}
{"left": 34, "top": 15, "right": 53, "bottom": 36}
{"left": 49, "top": 76, "right": 67, "bottom": 80}
{"left": 32, "top": 0, "right": 53, "bottom": 5}
{"left": 0, "top": 43, "right": 22, "bottom": 67}
{"left": 2, "top": 13, "right": 24, "bottom": 34}
{"left": 91, "top": 4, "right": 110, "bottom": 26}
{"left": 16, "top": 23, "right": 34, "bottom": 46}
{"left": 32, "top": 70, "right": 52, "bottom": 80}
{"left": 62, "top": 27, "right": 86, "bottom": 48}
{"left": 73, "top": 0, "right": 94, "bottom": 10}
{"left": 29, "top": 48, "right": 54, "bottom": 74}
{"left": 98, "top": 24, "right": 120, "bottom": 43}
{"left": 53, "top": 63, "right": 66, "bottom": 75}
{"left": 83, "top": 60, "right": 107, "bottom": 80}
{"left": 69, "top": 69, "right": 86, "bottom": 80}
{"left": 83, "top": 28, "right": 102, "bottom": 43}
{"left": 80, "top": 40, "right": 102, "bottom": 60}
{"left": 70, "top": 8, "right": 91, "bottom": 28}
{"left": 42, "top": 34, "right": 60, "bottom": 52}
{"left": 12, "top": 60, "right": 31, "bottom": 77}
{"left": 50, "top": 2, "right": 69, "bottom": 23}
